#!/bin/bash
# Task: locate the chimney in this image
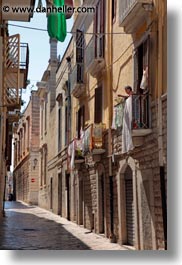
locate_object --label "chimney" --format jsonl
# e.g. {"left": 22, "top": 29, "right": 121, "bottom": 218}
{"left": 49, "top": 38, "right": 58, "bottom": 111}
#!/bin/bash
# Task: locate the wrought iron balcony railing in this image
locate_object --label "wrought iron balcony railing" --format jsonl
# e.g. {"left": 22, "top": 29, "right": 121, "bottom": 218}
{"left": 132, "top": 93, "right": 150, "bottom": 130}
{"left": 85, "top": 35, "right": 105, "bottom": 77}
{"left": 70, "top": 63, "right": 85, "bottom": 98}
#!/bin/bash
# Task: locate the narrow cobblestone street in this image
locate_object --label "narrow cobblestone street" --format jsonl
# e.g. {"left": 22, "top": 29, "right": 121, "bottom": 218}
{"left": 0, "top": 201, "right": 127, "bottom": 250}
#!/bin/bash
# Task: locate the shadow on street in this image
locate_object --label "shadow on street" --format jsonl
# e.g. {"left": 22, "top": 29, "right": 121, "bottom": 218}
{"left": 0, "top": 201, "right": 90, "bottom": 250}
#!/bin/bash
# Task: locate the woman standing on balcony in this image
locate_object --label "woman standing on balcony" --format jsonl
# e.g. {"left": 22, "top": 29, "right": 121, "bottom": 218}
{"left": 117, "top": 85, "right": 134, "bottom": 154}
{"left": 117, "top": 85, "right": 133, "bottom": 99}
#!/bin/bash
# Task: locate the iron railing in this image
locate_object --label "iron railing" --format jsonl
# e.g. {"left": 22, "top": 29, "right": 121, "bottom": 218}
{"left": 132, "top": 94, "right": 150, "bottom": 129}
{"left": 85, "top": 35, "right": 104, "bottom": 70}
{"left": 70, "top": 63, "right": 84, "bottom": 93}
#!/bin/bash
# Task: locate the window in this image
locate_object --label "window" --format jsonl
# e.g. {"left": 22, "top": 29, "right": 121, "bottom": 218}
{"left": 94, "top": 86, "right": 103, "bottom": 124}
{"left": 40, "top": 151, "right": 43, "bottom": 187}
{"left": 40, "top": 103, "right": 43, "bottom": 138}
{"left": 27, "top": 117, "right": 30, "bottom": 151}
{"left": 19, "top": 129, "right": 22, "bottom": 158}
{"left": 58, "top": 106, "right": 62, "bottom": 151}
{"left": 112, "top": 0, "right": 116, "bottom": 23}
{"left": 76, "top": 29, "right": 84, "bottom": 82}
{"left": 44, "top": 100, "right": 47, "bottom": 133}
{"left": 133, "top": 37, "right": 150, "bottom": 129}
{"left": 17, "top": 140, "right": 20, "bottom": 161}
{"left": 65, "top": 105, "right": 68, "bottom": 146}
{"left": 43, "top": 146, "right": 47, "bottom": 186}
{"left": 94, "top": 0, "right": 105, "bottom": 58}
{"left": 23, "top": 124, "right": 26, "bottom": 154}
{"left": 133, "top": 37, "right": 150, "bottom": 93}
{"left": 76, "top": 105, "right": 85, "bottom": 139}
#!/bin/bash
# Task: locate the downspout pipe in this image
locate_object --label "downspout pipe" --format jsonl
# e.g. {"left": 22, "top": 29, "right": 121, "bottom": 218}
{"left": 107, "top": 0, "right": 115, "bottom": 242}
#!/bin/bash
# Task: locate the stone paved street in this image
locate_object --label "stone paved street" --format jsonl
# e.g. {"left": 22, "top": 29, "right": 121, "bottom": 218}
{"left": 0, "top": 201, "right": 127, "bottom": 250}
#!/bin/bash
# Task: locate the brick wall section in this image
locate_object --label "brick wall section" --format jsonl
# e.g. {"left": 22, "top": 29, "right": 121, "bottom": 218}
{"left": 107, "top": 99, "right": 166, "bottom": 249}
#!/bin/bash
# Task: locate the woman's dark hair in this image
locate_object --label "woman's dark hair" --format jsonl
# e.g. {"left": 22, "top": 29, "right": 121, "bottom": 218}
{"left": 124, "top": 85, "right": 132, "bottom": 91}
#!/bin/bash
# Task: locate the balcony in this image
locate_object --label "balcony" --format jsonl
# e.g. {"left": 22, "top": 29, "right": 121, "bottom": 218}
{"left": 70, "top": 63, "right": 85, "bottom": 98}
{"left": 3, "top": 34, "right": 29, "bottom": 109}
{"left": 119, "top": 0, "right": 153, "bottom": 33}
{"left": 85, "top": 35, "right": 105, "bottom": 77}
{"left": 37, "top": 81, "right": 48, "bottom": 99}
{"left": 2, "top": 0, "right": 35, "bottom": 22}
{"left": 112, "top": 94, "right": 152, "bottom": 153}
{"left": 132, "top": 94, "right": 152, "bottom": 146}
{"left": 82, "top": 123, "right": 106, "bottom": 156}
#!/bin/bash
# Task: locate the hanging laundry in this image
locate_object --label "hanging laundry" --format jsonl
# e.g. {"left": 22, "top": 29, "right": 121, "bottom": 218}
{"left": 112, "top": 101, "right": 125, "bottom": 130}
{"left": 122, "top": 96, "right": 134, "bottom": 153}
{"left": 67, "top": 140, "right": 75, "bottom": 170}
{"left": 140, "top": 66, "right": 148, "bottom": 90}
{"left": 93, "top": 123, "right": 103, "bottom": 149}
{"left": 82, "top": 126, "right": 92, "bottom": 155}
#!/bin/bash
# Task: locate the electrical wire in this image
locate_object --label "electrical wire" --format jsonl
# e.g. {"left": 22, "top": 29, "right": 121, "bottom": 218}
{"left": 8, "top": 23, "right": 128, "bottom": 35}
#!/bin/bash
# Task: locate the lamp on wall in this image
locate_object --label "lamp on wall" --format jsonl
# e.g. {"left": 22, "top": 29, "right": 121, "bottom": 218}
{"left": 33, "top": 158, "right": 38, "bottom": 170}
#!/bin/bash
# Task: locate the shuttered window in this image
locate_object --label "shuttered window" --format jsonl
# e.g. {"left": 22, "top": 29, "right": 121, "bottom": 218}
{"left": 65, "top": 106, "right": 68, "bottom": 146}
{"left": 76, "top": 105, "right": 85, "bottom": 139}
{"left": 76, "top": 29, "right": 84, "bottom": 82}
{"left": 94, "top": 0, "right": 105, "bottom": 58}
{"left": 58, "top": 107, "right": 62, "bottom": 151}
{"left": 76, "top": 29, "right": 84, "bottom": 63}
{"left": 94, "top": 86, "right": 103, "bottom": 124}
{"left": 112, "top": 0, "right": 116, "bottom": 22}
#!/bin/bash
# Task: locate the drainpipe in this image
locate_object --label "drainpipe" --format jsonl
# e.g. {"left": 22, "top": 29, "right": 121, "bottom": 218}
{"left": 66, "top": 56, "right": 72, "bottom": 144}
{"left": 107, "top": 0, "right": 115, "bottom": 242}
{"left": 157, "top": 6, "right": 167, "bottom": 248}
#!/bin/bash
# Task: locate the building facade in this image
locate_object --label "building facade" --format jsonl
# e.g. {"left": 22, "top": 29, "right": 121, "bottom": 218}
{"left": 0, "top": 0, "right": 35, "bottom": 219}
{"left": 13, "top": 91, "right": 40, "bottom": 205}
{"left": 12, "top": 0, "right": 167, "bottom": 250}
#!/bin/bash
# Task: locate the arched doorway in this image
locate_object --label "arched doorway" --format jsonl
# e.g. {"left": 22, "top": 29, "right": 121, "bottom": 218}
{"left": 117, "top": 157, "right": 140, "bottom": 249}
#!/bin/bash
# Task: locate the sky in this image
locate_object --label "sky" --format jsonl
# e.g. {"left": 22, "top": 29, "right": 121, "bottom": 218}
{"left": 8, "top": 0, "right": 73, "bottom": 111}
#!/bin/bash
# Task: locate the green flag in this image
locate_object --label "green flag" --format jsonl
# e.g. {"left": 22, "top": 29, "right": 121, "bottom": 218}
{"left": 48, "top": 0, "right": 67, "bottom": 42}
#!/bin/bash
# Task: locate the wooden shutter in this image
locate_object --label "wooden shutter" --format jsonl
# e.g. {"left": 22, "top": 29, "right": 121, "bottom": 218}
{"left": 76, "top": 29, "right": 84, "bottom": 63}
{"left": 94, "top": 0, "right": 105, "bottom": 58}
{"left": 78, "top": 105, "right": 85, "bottom": 139}
{"left": 99, "top": 0, "right": 105, "bottom": 57}
{"left": 94, "top": 86, "right": 103, "bottom": 124}
{"left": 143, "top": 36, "right": 150, "bottom": 91}
{"left": 133, "top": 49, "right": 139, "bottom": 93}
{"left": 58, "top": 107, "right": 62, "bottom": 151}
